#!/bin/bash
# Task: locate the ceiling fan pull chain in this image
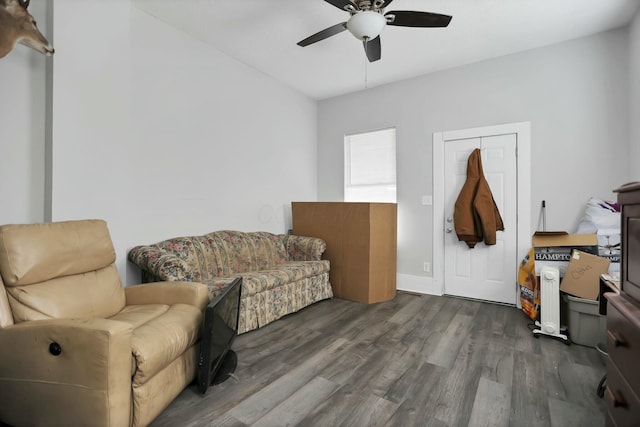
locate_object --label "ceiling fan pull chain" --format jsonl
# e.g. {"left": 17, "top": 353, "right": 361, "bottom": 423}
{"left": 364, "top": 40, "right": 369, "bottom": 89}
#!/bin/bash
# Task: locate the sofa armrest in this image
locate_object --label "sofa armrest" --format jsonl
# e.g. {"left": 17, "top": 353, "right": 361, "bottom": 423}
{"left": 0, "top": 318, "right": 132, "bottom": 427}
{"left": 128, "top": 245, "right": 194, "bottom": 281}
{"left": 125, "top": 281, "right": 209, "bottom": 311}
{"left": 281, "top": 234, "right": 327, "bottom": 261}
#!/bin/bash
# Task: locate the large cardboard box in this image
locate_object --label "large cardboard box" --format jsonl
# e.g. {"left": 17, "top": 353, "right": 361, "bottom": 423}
{"left": 291, "top": 202, "right": 397, "bottom": 304}
{"left": 560, "top": 249, "right": 611, "bottom": 300}
{"left": 532, "top": 233, "right": 598, "bottom": 277}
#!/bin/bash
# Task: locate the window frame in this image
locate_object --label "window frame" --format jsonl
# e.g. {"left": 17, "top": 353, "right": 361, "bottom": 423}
{"left": 344, "top": 127, "right": 397, "bottom": 203}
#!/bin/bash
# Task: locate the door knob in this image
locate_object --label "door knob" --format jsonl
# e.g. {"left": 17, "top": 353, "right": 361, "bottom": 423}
{"left": 446, "top": 217, "right": 453, "bottom": 223}
{"left": 446, "top": 227, "right": 453, "bottom": 233}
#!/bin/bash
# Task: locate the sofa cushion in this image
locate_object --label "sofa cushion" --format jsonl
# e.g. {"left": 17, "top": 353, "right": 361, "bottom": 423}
{"left": 200, "top": 260, "right": 330, "bottom": 298}
{"left": 277, "top": 260, "right": 331, "bottom": 282}
{"left": 204, "top": 231, "right": 288, "bottom": 276}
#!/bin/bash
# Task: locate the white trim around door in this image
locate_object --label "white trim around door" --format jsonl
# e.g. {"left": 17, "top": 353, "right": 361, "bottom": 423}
{"left": 432, "top": 122, "right": 531, "bottom": 302}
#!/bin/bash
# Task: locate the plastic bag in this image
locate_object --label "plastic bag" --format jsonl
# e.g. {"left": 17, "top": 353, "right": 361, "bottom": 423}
{"left": 576, "top": 197, "right": 620, "bottom": 234}
{"left": 576, "top": 197, "right": 621, "bottom": 273}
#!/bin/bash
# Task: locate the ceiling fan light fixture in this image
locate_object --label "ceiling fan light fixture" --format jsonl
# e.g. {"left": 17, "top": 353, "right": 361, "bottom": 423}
{"left": 346, "top": 11, "right": 386, "bottom": 41}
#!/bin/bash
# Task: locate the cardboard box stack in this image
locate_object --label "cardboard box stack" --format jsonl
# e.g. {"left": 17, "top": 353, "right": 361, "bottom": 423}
{"left": 532, "top": 233, "right": 598, "bottom": 279}
{"left": 519, "top": 232, "right": 611, "bottom": 346}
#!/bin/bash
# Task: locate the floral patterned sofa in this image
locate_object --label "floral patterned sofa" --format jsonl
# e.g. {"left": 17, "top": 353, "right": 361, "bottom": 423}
{"left": 128, "top": 230, "right": 332, "bottom": 334}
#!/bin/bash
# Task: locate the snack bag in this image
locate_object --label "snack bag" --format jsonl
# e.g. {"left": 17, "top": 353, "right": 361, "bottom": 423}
{"left": 519, "top": 248, "right": 539, "bottom": 320}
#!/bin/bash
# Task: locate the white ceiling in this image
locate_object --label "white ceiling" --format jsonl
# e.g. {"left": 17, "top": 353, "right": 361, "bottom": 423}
{"left": 132, "top": 0, "right": 640, "bottom": 100}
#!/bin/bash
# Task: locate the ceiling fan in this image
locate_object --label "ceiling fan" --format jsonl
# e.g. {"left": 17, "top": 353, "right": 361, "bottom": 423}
{"left": 297, "top": 0, "right": 452, "bottom": 62}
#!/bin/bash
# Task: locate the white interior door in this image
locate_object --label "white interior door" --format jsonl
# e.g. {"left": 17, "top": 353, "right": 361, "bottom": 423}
{"left": 442, "top": 133, "right": 518, "bottom": 304}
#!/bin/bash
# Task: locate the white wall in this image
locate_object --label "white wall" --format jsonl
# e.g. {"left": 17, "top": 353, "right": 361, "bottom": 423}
{"left": 0, "top": 2, "right": 49, "bottom": 225}
{"left": 630, "top": 10, "right": 640, "bottom": 181}
{"left": 50, "top": 1, "right": 318, "bottom": 284}
{"left": 2, "top": 2, "right": 637, "bottom": 290}
{"left": 318, "top": 29, "right": 630, "bottom": 285}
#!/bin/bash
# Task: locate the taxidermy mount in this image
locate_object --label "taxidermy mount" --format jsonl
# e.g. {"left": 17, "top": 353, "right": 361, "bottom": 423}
{"left": 0, "top": 0, "right": 54, "bottom": 58}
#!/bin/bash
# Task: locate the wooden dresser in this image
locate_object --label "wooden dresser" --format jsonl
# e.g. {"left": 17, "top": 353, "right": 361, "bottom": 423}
{"left": 605, "top": 183, "right": 640, "bottom": 426}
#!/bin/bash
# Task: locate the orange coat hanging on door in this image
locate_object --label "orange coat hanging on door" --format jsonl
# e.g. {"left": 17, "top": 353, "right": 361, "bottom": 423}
{"left": 453, "top": 148, "right": 504, "bottom": 248}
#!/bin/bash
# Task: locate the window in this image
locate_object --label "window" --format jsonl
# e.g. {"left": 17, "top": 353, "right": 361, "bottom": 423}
{"left": 344, "top": 128, "right": 396, "bottom": 203}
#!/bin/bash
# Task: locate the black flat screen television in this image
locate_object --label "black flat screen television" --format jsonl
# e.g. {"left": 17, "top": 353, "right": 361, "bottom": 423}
{"left": 197, "top": 277, "right": 242, "bottom": 394}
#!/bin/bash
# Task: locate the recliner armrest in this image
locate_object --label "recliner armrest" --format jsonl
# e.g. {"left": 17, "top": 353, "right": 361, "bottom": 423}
{"left": 0, "top": 318, "right": 133, "bottom": 427}
{"left": 125, "top": 281, "right": 209, "bottom": 311}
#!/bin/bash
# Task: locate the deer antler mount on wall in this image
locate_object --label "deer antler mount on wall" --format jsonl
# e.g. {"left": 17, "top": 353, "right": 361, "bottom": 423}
{"left": 0, "top": 0, "right": 54, "bottom": 59}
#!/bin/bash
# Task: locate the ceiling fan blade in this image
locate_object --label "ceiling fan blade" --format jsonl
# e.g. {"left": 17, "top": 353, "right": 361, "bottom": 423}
{"left": 380, "top": 0, "right": 395, "bottom": 8}
{"left": 385, "top": 10, "right": 452, "bottom": 28}
{"left": 363, "top": 36, "right": 381, "bottom": 62}
{"left": 297, "top": 22, "right": 347, "bottom": 47}
{"left": 324, "top": 0, "right": 357, "bottom": 11}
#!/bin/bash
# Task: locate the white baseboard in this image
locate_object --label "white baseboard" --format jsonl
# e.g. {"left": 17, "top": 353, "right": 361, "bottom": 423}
{"left": 396, "top": 273, "right": 443, "bottom": 296}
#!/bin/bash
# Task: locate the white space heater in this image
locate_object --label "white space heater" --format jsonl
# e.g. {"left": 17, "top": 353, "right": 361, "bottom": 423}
{"left": 533, "top": 266, "right": 569, "bottom": 343}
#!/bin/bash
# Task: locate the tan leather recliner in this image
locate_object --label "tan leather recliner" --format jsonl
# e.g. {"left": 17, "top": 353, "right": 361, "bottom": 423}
{"left": 0, "top": 219, "right": 209, "bottom": 427}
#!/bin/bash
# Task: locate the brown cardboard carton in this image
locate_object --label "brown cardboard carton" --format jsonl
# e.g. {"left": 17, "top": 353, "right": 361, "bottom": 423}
{"left": 532, "top": 233, "right": 598, "bottom": 277}
{"left": 560, "top": 249, "right": 611, "bottom": 300}
{"left": 291, "top": 202, "right": 397, "bottom": 304}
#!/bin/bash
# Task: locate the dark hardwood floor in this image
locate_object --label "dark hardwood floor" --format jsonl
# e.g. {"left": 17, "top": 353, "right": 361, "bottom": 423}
{"left": 151, "top": 292, "right": 607, "bottom": 427}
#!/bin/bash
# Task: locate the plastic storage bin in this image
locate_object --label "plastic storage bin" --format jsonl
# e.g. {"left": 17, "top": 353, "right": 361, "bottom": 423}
{"left": 565, "top": 294, "right": 607, "bottom": 347}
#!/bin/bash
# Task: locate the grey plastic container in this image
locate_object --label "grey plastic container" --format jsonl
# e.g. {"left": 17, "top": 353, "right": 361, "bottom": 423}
{"left": 565, "top": 294, "right": 607, "bottom": 347}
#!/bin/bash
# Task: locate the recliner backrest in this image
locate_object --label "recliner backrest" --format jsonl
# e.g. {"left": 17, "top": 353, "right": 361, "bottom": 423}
{"left": 0, "top": 219, "right": 126, "bottom": 323}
